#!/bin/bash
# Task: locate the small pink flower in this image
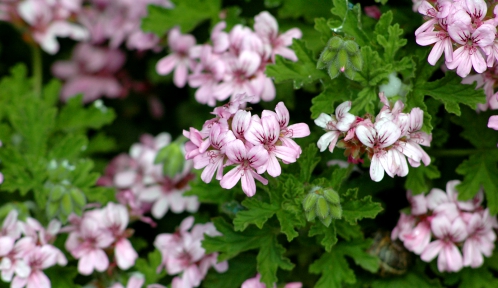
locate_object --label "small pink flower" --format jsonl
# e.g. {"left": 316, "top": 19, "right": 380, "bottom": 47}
{"left": 156, "top": 27, "right": 197, "bottom": 88}
{"left": 421, "top": 215, "right": 468, "bottom": 272}
{"left": 220, "top": 139, "right": 269, "bottom": 197}
{"left": 315, "top": 101, "right": 356, "bottom": 153}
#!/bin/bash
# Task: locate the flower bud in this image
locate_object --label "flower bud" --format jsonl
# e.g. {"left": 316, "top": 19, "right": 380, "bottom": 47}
{"left": 315, "top": 197, "right": 330, "bottom": 219}
{"left": 336, "top": 50, "right": 349, "bottom": 72}
{"left": 343, "top": 40, "right": 360, "bottom": 55}
{"left": 306, "top": 209, "right": 316, "bottom": 222}
{"left": 343, "top": 64, "right": 356, "bottom": 80}
{"left": 329, "top": 204, "right": 342, "bottom": 219}
{"left": 323, "top": 188, "right": 340, "bottom": 205}
{"left": 319, "top": 49, "right": 337, "bottom": 64}
{"left": 327, "top": 36, "right": 344, "bottom": 50}
{"left": 349, "top": 53, "right": 363, "bottom": 71}
{"left": 328, "top": 63, "right": 340, "bottom": 79}
{"left": 60, "top": 193, "right": 73, "bottom": 216}
{"left": 303, "top": 192, "right": 320, "bottom": 212}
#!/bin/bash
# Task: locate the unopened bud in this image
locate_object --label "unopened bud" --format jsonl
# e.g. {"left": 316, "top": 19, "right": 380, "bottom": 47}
{"left": 329, "top": 204, "right": 342, "bottom": 219}
{"left": 328, "top": 63, "right": 340, "bottom": 79}
{"left": 319, "top": 49, "right": 337, "bottom": 64}
{"left": 349, "top": 53, "right": 363, "bottom": 71}
{"left": 344, "top": 40, "right": 360, "bottom": 55}
{"left": 320, "top": 215, "right": 333, "bottom": 227}
{"left": 316, "top": 197, "right": 330, "bottom": 219}
{"left": 327, "top": 37, "right": 344, "bottom": 50}
{"left": 306, "top": 209, "right": 316, "bottom": 222}
{"left": 323, "top": 189, "right": 340, "bottom": 205}
{"left": 343, "top": 65, "right": 356, "bottom": 80}
{"left": 303, "top": 193, "right": 320, "bottom": 212}
{"left": 336, "top": 50, "right": 349, "bottom": 71}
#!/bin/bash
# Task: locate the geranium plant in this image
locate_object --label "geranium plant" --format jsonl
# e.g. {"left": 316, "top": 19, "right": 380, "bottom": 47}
{"left": 1, "top": 0, "right": 498, "bottom": 287}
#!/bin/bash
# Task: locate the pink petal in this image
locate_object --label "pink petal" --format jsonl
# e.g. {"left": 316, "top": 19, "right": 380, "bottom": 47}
{"left": 156, "top": 54, "right": 178, "bottom": 75}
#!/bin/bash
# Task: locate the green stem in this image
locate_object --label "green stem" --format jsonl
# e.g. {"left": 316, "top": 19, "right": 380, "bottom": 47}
{"left": 428, "top": 149, "right": 494, "bottom": 157}
{"left": 31, "top": 45, "right": 42, "bottom": 98}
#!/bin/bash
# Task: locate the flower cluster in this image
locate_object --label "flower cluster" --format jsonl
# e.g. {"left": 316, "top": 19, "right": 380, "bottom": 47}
{"left": 0, "top": 210, "right": 67, "bottom": 288}
{"left": 184, "top": 94, "right": 310, "bottom": 196}
{"left": 98, "top": 133, "right": 199, "bottom": 221}
{"left": 156, "top": 11, "right": 302, "bottom": 105}
{"left": 63, "top": 202, "right": 138, "bottom": 275}
{"left": 315, "top": 93, "right": 432, "bottom": 182}
{"left": 154, "top": 216, "right": 228, "bottom": 288}
{"left": 415, "top": 0, "right": 498, "bottom": 78}
{"left": 241, "top": 274, "right": 302, "bottom": 288}
{"left": 392, "top": 180, "right": 498, "bottom": 272}
{"left": 0, "top": 0, "right": 88, "bottom": 54}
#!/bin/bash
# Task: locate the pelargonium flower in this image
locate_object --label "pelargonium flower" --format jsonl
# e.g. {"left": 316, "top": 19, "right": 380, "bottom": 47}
{"left": 154, "top": 216, "right": 228, "bottom": 288}
{"left": 155, "top": 11, "right": 301, "bottom": 105}
{"left": 184, "top": 95, "right": 309, "bottom": 197}
{"left": 315, "top": 93, "right": 431, "bottom": 182}
{"left": 98, "top": 133, "right": 199, "bottom": 221}
{"left": 392, "top": 180, "right": 497, "bottom": 272}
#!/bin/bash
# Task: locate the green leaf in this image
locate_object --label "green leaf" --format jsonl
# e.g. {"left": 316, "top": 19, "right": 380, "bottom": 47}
{"left": 404, "top": 164, "right": 440, "bottom": 195}
{"left": 341, "top": 239, "right": 380, "bottom": 273}
{"left": 44, "top": 267, "right": 80, "bottom": 288}
{"left": 341, "top": 188, "right": 383, "bottom": 224}
{"left": 309, "top": 248, "right": 356, "bottom": 288}
{"left": 257, "top": 235, "right": 294, "bottom": 286}
{"left": 48, "top": 134, "right": 88, "bottom": 160}
{"left": 310, "top": 81, "right": 352, "bottom": 119}
{"left": 42, "top": 79, "right": 62, "bottom": 107}
{"left": 451, "top": 108, "right": 498, "bottom": 149}
{"left": 298, "top": 144, "right": 321, "bottom": 183}
{"left": 371, "top": 270, "right": 442, "bottom": 288}
{"left": 329, "top": 0, "right": 370, "bottom": 46}
{"left": 456, "top": 151, "right": 498, "bottom": 214}
{"left": 135, "top": 250, "right": 167, "bottom": 285}
{"left": 315, "top": 18, "right": 332, "bottom": 44}
{"left": 417, "top": 72, "right": 485, "bottom": 116}
{"left": 308, "top": 221, "right": 338, "bottom": 252}
{"left": 335, "top": 219, "right": 363, "bottom": 241}
{"left": 203, "top": 218, "right": 293, "bottom": 287}
{"left": 278, "top": 0, "right": 332, "bottom": 22}
{"left": 233, "top": 198, "right": 278, "bottom": 231}
{"left": 141, "top": 0, "right": 221, "bottom": 35}
{"left": 185, "top": 175, "right": 238, "bottom": 204}
{"left": 459, "top": 266, "right": 498, "bottom": 288}
{"left": 375, "top": 12, "right": 407, "bottom": 63}
{"left": 203, "top": 254, "right": 257, "bottom": 288}
{"left": 57, "top": 97, "right": 116, "bottom": 132}
{"left": 266, "top": 39, "right": 328, "bottom": 87}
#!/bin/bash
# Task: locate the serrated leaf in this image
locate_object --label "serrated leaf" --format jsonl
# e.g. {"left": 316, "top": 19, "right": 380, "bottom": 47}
{"left": 84, "top": 186, "right": 115, "bottom": 206}
{"left": 233, "top": 198, "right": 278, "bottom": 231}
{"left": 141, "top": 0, "right": 221, "bottom": 35}
{"left": 44, "top": 266, "right": 81, "bottom": 288}
{"left": 278, "top": 0, "right": 331, "bottom": 22}
{"left": 376, "top": 23, "right": 406, "bottom": 63}
{"left": 298, "top": 144, "right": 321, "bottom": 183}
{"left": 417, "top": 72, "right": 485, "bottom": 116}
{"left": 57, "top": 96, "right": 116, "bottom": 132}
{"left": 315, "top": 18, "right": 332, "bottom": 44}
{"left": 456, "top": 151, "right": 498, "bottom": 214}
{"left": 48, "top": 134, "right": 88, "bottom": 160}
{"left": 266, "top": 39, "right": 328, "bottom": 86}
{"left": 309, "top": 249, "right": 356, "bottom": 288}
{"left": 42, "top": 79, "right": 62, "bottom": 107}
{"left": 310, "top": 81, "right": 352, "bottom": 119}
{"left": 329, "top": 0, "right": 370, "bottom": 46}
{"left": 341, "top": 239, "right": 380, "bottom": 273}
{"left": 341, "top": 188, "right": 383, "bottom": 224}
{"left": 350, "top": 86, "right": 377, "bottom": 115}
{"left": 451, "top": 108, "right": 498, "bottom": 149}
{"left": 404, "top": 164, "right": 440, "bottom": 195}
{"left": 203, "top": 255, "right": 257, "bottom": 288}
{"left": 459, "top": 266, "right": 498, "bottom": 288}
{"left": 308, "top": 221, "right": 338, "bottom": 252}
{"left": 335, "top": 219, "right": 363, "bottom": 240}
{"left": 257, "top": 235, "right": 294, "bottom": 286}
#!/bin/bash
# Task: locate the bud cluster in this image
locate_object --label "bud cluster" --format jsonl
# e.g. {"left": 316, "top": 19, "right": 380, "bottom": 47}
{"left": 302, "top": 186, "right": 342, "bottom": 227}
{"left": 392, "top": 180, "right": 498, "bottom": 273}
{"left": 317, "top": 36, "right": 363, "bottom": 80}
{"left": 314, "top": 93, "right": 432, "bottom": 182}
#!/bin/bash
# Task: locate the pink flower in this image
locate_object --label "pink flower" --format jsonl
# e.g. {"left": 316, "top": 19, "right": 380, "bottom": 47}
{"left": 244, "top": 113, "right": 299, "bottom": 177}
{"left": 10, "top": 245, "right": 61, "bottom": 288}
{"left": 220, "top": 139, "right": 269, "bottom": 197}
{"left": 355, "top": 118, "right": 401, "bottom": 182}
{"left": 407, "top": 190, "right": 427, "bottom": 215}
{"left": 446, "top": 22, "right": 496, "bottom": 77}
{"left": 253, "top": 11, "right": 302, "bottom": 62}
{"left": 315, "top": 101, "right": 356, "bottom": 153}
{"left": 463, "top": 210, "right": 496, "bottom": 268}
{"left": 421, "top": 215, "right": 468, "bottom": 272}
{"left": 273, "top": 102, "right": 310, "bottom": 153}
{"left": 156, "top": 27, "right": 197, "bottom": 88}
{"left": 65, "top": 216, "right": 114, "bottom": 275}
{"left": 52, "top": 43, "right": 126, "bottom": 102}
{"left": 155, "top": 217, "right": 228, "bottom": 288}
